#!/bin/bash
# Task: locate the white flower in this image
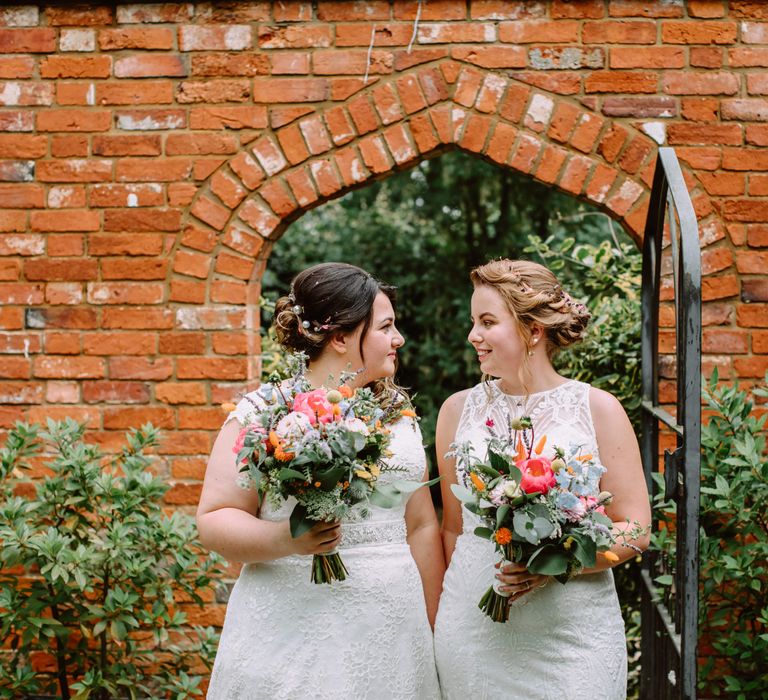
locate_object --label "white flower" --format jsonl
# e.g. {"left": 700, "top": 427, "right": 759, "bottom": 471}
{"left": 343, "top": 417, "right": 369, "bottom": 436}
{"left": 503, "top": 480, "right": 521, "bottom": 498}
{"left": 275, "top": 411, "right": 312, "bottom": 441}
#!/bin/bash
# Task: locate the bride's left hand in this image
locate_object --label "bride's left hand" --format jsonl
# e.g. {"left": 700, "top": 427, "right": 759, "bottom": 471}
{"left": 495, "top": 561, "right": 548, "bottom": 600}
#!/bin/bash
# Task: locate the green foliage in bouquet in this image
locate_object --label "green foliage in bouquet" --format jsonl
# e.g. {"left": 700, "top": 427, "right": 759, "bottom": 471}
{"left": 652, "top": 372, "right": 768, "bottom": 698}
{"left": 0, "top": 419, "right": 223, "bottom": 700}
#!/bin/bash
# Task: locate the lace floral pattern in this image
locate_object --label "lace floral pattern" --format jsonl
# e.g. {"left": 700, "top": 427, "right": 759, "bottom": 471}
{"left": 208, "top": 390, "right": 440, "bottom": 699}
{"left": 434, "top": 380, "right": 627, "bottom": 700}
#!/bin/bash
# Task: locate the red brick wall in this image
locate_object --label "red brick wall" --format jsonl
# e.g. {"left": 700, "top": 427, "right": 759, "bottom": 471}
{"left": 2, "top": 1, "right": 767, "bottom": 575}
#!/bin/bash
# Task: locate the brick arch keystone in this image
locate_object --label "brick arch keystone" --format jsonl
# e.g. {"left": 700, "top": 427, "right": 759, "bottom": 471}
{"left": 170, "top": 61, "right": 716, "bottom": 380}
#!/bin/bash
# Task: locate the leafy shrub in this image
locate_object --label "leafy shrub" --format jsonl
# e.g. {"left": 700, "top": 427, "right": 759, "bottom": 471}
{"left": 0, "top": 420, "right": 223, "bottom": 700}
{"left": 525, "top": 233, "right": 643, "bottom": 428}
{"left": 652, "top": 372, "right": 768, "bottom": 698}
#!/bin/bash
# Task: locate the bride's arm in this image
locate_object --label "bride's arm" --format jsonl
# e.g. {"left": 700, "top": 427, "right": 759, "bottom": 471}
{"left": 581, "top": 387, "right": 652, "bottom": 573}
{"left": 405, "top": 476, "right": 445, "bottom": 628}
{"left": 196, "top": 420, "right": 342, "bottom": 563}
{"left": 436, "top": 390, "right": 470, "bottom": 567}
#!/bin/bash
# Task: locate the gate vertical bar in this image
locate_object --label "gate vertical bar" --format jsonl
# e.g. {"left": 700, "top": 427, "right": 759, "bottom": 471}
{"left": 639, "top": 147, "right": 701, "bottom": 700}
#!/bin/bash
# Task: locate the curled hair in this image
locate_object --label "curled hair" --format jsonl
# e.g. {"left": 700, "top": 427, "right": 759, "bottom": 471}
{"left": 470, "top": 259, "right": 591, "bottom": 356}
{"left": 471, "top": 259, "right": 590, "bottom": 394}
{"left": 273, "top": 262, "right": 401, "bottom": 399}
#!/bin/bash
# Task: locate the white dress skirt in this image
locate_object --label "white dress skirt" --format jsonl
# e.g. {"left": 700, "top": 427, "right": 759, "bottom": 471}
{"left": 434, "top": 380, "right": 627, "bottom": 700}
{"left": 207, "top": 392, "right": 440, "bottom": 700}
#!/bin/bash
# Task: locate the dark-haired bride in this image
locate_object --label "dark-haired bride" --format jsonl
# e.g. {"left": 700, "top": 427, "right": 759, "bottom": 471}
{"left": 197, "top": 263, "right": 443, "bottom": 699}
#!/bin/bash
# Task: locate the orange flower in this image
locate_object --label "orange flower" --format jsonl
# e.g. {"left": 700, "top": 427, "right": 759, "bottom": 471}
{"left": 400, "top": 408, "right": 417, "bottom": 418}
{"left": 274, "top": 443, "right": 294, "bottom": 462}
{"left": 269, "top": 431, "right": 280, "bottom": 448}
{"left": 339, "top": 385, "right": 354, "bottom": 398}
{"left": 494, "top": 527, "right": 512, "bottom": 545}
{"left": 314, "top": 481, "right": 321, "bottom": 488}
{"left": 534, "top": 434, "right": 547, "bottom": 454}
{"left": 576, "top": 453, "right": 593, "bottom": 462}
{"left": 470, "top": 472, "right": 486, "bottom": 492}
{"left": 515, "top": 437, "right": 527, "bottom": 462}
{"left": 601, "top": 550, "right": 620, "bottom": 563}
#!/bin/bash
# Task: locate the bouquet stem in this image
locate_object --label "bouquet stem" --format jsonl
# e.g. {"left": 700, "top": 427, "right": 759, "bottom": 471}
{"left": 478, "top": 584, "right": 510, "bottom": 622}
{"left": 311, "top": 551, "right": 348, "bottom": 584}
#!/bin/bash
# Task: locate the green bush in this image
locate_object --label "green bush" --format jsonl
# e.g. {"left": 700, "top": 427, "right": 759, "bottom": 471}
{"left": 652, "top": 372, "right": 768, "bottom": 698}
{"left": 0, "top": 419, "right": 223, "bottom": 700}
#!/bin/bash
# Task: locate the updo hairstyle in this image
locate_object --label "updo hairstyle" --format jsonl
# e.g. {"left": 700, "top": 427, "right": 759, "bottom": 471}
{"left": 274, "top": 262, "right": 396, "bottom": 362}
{"left": 470, "top": 258, "right": 591, "bottom": 357}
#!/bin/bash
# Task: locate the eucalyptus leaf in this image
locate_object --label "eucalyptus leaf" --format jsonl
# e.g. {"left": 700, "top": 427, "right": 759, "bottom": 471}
{"left": 474, "top": 527, "right": 494, "bottom": 540}
{"left": 450, "top": 484, "right": 475, "bottom": 504}
{"left": 526, "top": 545, "right": 569, "bottom": 576}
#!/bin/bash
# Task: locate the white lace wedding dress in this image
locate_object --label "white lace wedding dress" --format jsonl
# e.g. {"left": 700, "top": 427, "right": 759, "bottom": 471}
{"left": 434, "top": 380, "right": 627, "bottom": 700}
{"left": 207, "top": 391, "right": 440, "bottom": 700}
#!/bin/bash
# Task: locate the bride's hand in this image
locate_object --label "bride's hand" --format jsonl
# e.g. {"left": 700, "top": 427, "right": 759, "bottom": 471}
{"left": 495, "top": 561, "right": 548, "bottom": 600}
{"left": 285, "top": 520, "right": 342, "bottom": 556}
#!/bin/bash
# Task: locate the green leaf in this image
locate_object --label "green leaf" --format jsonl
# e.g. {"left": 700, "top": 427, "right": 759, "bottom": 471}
{"left": 277, "top": 467, "right": 308, "bottom": 481}
{"left": 571, "top": 534, "right": 597, "bottom": 568}
{"left": 315, "top": 465, "right": 346, "bottom": 490}
{"left": 527, "top": 545, "right": 569, "bottom": 576}
{"left": 368, "top": 485, "right": 401, "bottom": 509}
{"left": 449, "top": 484, "right": 475, "bottom": 504}
{"left": 474, "top": 526, "right": 494, "bottom": 540}
{"left": 289, "top": 503, "right": 314, "bottom": 538}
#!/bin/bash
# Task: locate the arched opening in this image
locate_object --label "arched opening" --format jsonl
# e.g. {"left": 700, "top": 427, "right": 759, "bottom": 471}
{"left": 258, "top": 147, "right": 645, "bottom": 694}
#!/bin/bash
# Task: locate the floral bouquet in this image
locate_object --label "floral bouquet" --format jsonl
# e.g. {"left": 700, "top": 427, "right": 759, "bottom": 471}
{"left": 233, "top": 356, "right": 426, "bottom": 584}
{"left": 451, "top": 416, "right": 644, "bottom": 622}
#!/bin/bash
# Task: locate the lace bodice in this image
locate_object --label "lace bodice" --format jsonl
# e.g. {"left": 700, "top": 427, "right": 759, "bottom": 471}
{"left": 455, "top": 379, "right": 600, "bottom": 535}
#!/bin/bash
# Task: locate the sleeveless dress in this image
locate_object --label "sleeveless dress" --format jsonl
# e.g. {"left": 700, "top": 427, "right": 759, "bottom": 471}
{"left": 434, "top": 380, "right": 627, "bottom": 700}
{"left": 207, "top": 391, "right": 441, "bottom": 700}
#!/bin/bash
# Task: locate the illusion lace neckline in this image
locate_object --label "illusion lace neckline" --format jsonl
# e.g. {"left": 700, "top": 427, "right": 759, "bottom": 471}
{"left": 491, "top": 378, "right": 576, "bottom": 400}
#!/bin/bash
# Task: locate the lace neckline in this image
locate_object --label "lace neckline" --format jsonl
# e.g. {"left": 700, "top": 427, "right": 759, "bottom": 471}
{"left": 490, "top": 378, "right": 576, "bottom": 401}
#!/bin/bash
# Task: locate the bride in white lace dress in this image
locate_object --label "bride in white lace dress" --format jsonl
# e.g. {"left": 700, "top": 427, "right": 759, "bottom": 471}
{"left": 434, "top": 259, "right": 650, "bottom": 700}
{"left": 197, "top": 263, "right": 443, "bottom": 699}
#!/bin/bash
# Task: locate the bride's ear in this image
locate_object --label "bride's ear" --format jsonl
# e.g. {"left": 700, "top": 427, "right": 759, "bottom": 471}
{"left": 328, "top": 332, "right": 349, "bottom": 355}
{"left": 530, "top": 323, "right": 545, "bottom": 345}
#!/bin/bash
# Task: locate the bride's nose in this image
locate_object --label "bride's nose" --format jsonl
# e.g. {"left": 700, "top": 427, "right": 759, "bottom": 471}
{"left": 468, "top": 324, "right": 482, "bottom": 344}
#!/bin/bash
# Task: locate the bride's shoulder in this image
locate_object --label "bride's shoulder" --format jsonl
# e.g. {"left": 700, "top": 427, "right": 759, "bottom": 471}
{"left": 437, "top": 385, "right": 479, "bottom": 425}
{"left": 226, "top": 383, "right": 277, "bottom": 424}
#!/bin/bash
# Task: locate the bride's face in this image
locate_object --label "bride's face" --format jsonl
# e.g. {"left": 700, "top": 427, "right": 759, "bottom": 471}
{"left": 345, "top": 292, "right": 404, "bottom": 385}
{"left": 468, "top": 285, "right": 527, "bottom": 378}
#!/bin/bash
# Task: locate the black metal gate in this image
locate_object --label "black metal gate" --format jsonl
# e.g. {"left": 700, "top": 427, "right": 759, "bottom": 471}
{"left": 639, "top": 148, "right": 702, "bottom": 700}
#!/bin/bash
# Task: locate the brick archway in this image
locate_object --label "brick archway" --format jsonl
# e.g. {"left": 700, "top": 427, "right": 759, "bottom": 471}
{"left": 169, "top": 60, "right": 717, "bottom": 381}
